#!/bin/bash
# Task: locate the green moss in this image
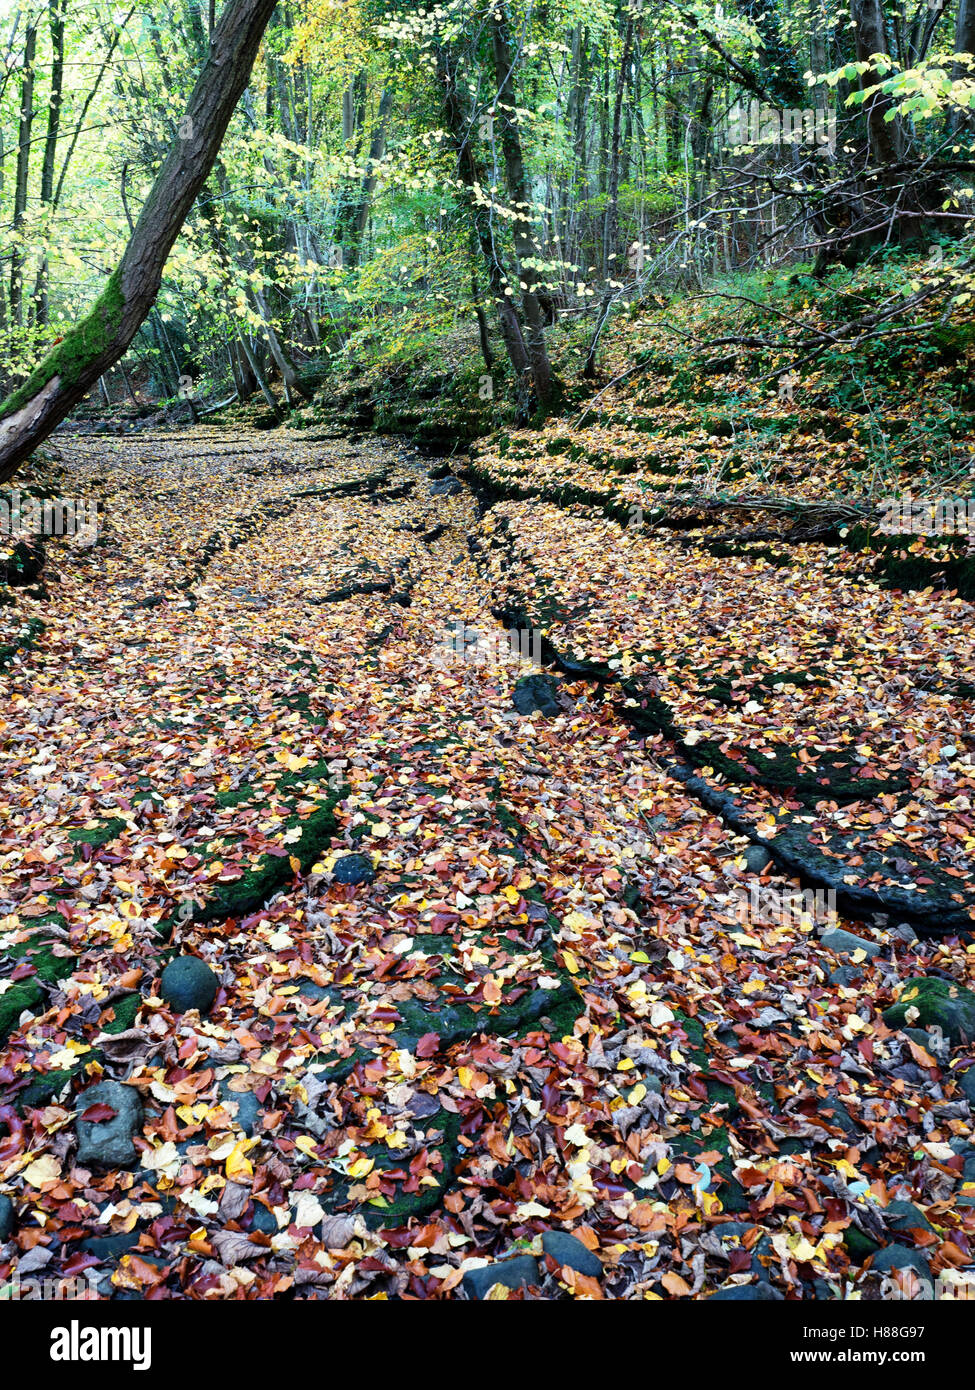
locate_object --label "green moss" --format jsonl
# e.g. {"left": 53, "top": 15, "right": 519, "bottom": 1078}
{"left": 197, "top": 789, "right": 343, "bottom": 923}
{"left": 843, "top": 1226, "right": 881, "bottom": 1261}
{"left": 0, "top": 616, "right": 44, "bottom": 670}
{"left": 101, "top": 992, "right": 141, "bottom": 1034}
{"left": 0, "top": 980, "right": 44, "bottom": 1043}
{"left": 68, "top": 817, "right": 128, "bottom": 851}
{"left": 0, "top": 268, "right": 124, "bottom": 423}
{"left": 883, "top": 976, "right": 975, "bottom": 1045}
{"left": 16, "top": 1066, "right": 76, "bottom": 1110}
{"left": 344, "top": 1109, "right": 465, "bottom": 1229}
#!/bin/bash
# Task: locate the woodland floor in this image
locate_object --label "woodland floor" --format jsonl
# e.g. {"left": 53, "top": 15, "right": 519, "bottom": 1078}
{"left": 1, "top": 422, "right": 974, "bottom": 1301}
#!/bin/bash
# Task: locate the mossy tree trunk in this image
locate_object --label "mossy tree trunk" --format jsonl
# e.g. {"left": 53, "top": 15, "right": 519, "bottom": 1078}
{"left": 0, "top": 0, "right": 279, "bottom": 483}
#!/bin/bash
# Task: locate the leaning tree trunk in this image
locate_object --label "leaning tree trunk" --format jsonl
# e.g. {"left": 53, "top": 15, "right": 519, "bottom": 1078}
{"left": 0, "top": 0, "right": 280, "bottom": 482}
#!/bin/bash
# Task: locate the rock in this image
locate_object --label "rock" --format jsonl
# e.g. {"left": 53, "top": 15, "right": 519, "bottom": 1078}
{"left": 829, "top": 965, "right": 864, "bottom": 988}
{"left": 869, "top": 1244, "right": 931, "bottom": 1278}
{"left": 883, "top": 976, "right": 975, "bottom": 1046}
{"left": 332, "top": 853, "right": 375, "bottom": 886}
{"left": 959, "top": 1068, "right": 975, "bottom": 1105}
{"left": 218, "top": 1078, "right": 261, "bottom": 1137}
{"left": 512, "top": 673, "right": 560, "bottom": 717}
{"left": 821, "top": 927, "right": 881, "bottom": 959}
{"left": 247, "top": 1202, "right": 279, "bottom": 1235}
{"left": 709, "top": 1282, "right": 784, "bottom": 1300}
{"left": 902, "top": 1027, "right": 933, "bottom": 1049}
{"left": 462, "top": 1254, "right": 540, "bottom": 1299}
{"left": 160, "top": 955, "right": 219, "bottom": 1015}
{"left": 0, "top": 1195, "right": 14, "bottom": 1241}
{"left": 540, "top": 1230, "right": 602, "bottom": 1277}
{"left": 743, "top": 844, "right": 772, "bottom": 874}
{"left": 843, "top": 1227, "right": 881, "bottom": 1260}
{"left": 297, "top": 981, "right": 333, "bottom": 1002}
{"left": 885, "top": 1200, "right": 934, "bottom": 1237}
{"left": 75, "top": 1080, "right": 143, "bottom": 1168}
{"left": 79, "top": 1231, "right": 141, "bottom": 1262}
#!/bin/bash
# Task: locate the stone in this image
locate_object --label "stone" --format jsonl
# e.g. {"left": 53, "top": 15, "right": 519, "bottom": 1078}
{"left": 540, "top": 1230, "right": 602, "bottom": 1277}
{"left": 247, "top": 1202, "right": 279, "bottom": 1235}
{"left": 160, "top": 955, "right": 219, "bottom": 1015}
{"left": 512, "top": 673, "right": 560, "bottom": 717}
{"left": 332, "top": 853, "right": 375, "bottom": 886}
{"left": 462, "top": 1254, "right": 540, "bottom": 1299}
{"left": 428, "top": 478, "right": 462, "bottom": 497}
{"left": 743, "top": 843, "right": 773, "bottom": 874}
{"left": 844, "top": 1227, "right": 881, "bottom": 1260}
{"left": 218, "top": 1078, "right": 261, "bottom": 1137}
{"left": 709, "top": 1281, "right": 784, "bottom": 1300}
{"left": 75, "top": 1080, "right": 143, "bottom": 1168}
{"left": 0, "top": 1194, "right": 14, "bottom": 1241}
{"left": 883, "top": 976, "right": 975, "bottom": 1046}
{"left": 821, "top": 927, "right": 881, "bottom": 959}
{"left": 79, "top": 1231, "right": 141, "bottom": 1262}
{"left": 829, "top": 965, "right": 864, "bottom": 988}
{"left": 869, "top": 1244, "right": 931, "bottom": 1278}
{"left": 885, "top": 1200, "right": 934, "bottom": 1237}
{"left": 297, "top": 980, "right": 333, "bottom": 1002}
{"left": 959, "top": 1068, "right": 975, "bottom": 1105}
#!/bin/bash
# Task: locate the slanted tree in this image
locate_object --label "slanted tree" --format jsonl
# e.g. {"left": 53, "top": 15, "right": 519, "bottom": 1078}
{"left": 0, "top": 0, "right": 280, "bottom": 483}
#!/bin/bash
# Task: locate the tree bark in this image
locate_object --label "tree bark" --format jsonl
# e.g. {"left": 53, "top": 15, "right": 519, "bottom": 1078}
{"left": 436, "top": 46, "right": 532, "bottom": 400}
{"left": 489, "top": 5, "right": 556, "bottom": 409}
{"left": 954, "top": 0, "right": 975, "bottom": 132}
{"left": 11, "top": 22, "right": 38, "bottom": 330}
{"left": 0, "top": 0, "right": 280, "bottom": 482}
{"left": 34, "top": 0, "right": 67, "bottom": 326}
{"left": 851, "top": 0, "right": 904, "bottom": 167}
{"left": 584, "top": 18, "right": 634, "bottom": 379}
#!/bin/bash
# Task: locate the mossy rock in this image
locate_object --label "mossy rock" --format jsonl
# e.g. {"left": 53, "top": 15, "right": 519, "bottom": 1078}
{"left": 883, "top": 977, "right": 975, "bottom": 1046}
{"left": 843, "top": 1226, "right": 881, "bottom": 1261}
{"left": 333, "top": 1108, "right": 464, "bottom": 1229}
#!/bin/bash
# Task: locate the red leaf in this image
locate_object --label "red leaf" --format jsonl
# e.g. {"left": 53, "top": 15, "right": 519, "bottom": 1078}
{"left": 80, "top": 1103, "right": 118, "bottom": 1123}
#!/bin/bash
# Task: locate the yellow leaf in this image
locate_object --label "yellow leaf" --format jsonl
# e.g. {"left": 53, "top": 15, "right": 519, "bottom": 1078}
{"left": 22, "top": 1154, "right": 61, "bottom": 1188}
{"left": 562, "top": 912, "right": 590, "bottom": 931}
{"left": 225, "top": 1138, "right": 257, "bottom": 1181}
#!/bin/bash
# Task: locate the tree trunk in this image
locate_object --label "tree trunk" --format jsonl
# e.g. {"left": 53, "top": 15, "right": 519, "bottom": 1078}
{"left": 0, "top": 0, "right": 280, "bottom": 482}
{"left": 34, "top": 0, "right": 67, "bottom": 327}
{"left": 11, "top": 23, "right": 38, "bottom": 330}
{"left": 489, "top": 6, "right": 556, "bottom": 409}
{"left": 436, "top": 46, "right": 532, "bottom": 406}
{"left": 584, "top": 18, "right": 634, "bottom": 379}
{"left": 954, "top": 0, "right": 975, "bottom": 132}
{"left": 851, "top": 0, "right": 904, "bottom": 167}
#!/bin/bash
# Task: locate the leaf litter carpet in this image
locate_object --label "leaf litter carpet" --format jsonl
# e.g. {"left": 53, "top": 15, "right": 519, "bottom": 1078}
{"left": 1, "top": 428, "right": 974, "bottom": 1301}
